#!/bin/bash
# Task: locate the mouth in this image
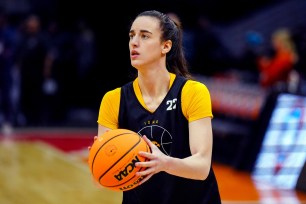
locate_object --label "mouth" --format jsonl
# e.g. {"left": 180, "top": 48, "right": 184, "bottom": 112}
{"left": 131, "top": 50, "right": 139, "bottom": 55}
{"left": 131, "top": 50, "right": 139, "bottom": 59}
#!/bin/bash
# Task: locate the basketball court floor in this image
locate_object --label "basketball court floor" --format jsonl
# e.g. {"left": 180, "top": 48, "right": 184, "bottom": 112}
{"left": 1, "top": 128, "right": 306, "bottom": 204}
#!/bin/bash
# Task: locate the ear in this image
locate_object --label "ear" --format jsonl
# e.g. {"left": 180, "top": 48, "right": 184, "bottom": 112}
{"left": 161, "top": 40, "right": 172, "bottom": 54}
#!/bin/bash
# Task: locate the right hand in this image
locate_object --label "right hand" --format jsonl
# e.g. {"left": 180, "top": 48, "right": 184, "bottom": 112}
{"left": 88, "top": 136, "right": 98, "bottom": 151}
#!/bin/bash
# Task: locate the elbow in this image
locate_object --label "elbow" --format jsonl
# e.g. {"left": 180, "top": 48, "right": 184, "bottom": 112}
{"left": 199, "top": 167, "right": 210, "bottom": 180}
{"left": 198, "top": 158, "right": 212, "bottom": 180}
{"left": 192, "top": 154, "right": 212, "bottom": 180}
{"left": 191, "top": 163, "right": 211, "bottom": 180}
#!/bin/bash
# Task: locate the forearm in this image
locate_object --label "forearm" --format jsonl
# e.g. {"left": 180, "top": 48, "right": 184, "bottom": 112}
{"left": 164, "top": 153, "right": 211, "bottom": 180}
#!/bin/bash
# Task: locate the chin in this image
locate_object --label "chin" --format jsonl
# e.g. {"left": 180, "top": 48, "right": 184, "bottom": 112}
{"left": 131, "top": 62, "right": 141, "bottom": 69}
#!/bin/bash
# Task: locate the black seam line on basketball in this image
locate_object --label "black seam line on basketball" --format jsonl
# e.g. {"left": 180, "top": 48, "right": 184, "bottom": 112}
{"left": 103, "top": 136, "right": 149, "bottom": 188}
{"left": 102, "top": 164, "right": 148, "bottom": 188}
{"left": 98, "top": 134, "right": 141, "bottom": 181}
{"left": 91, "top": 132, "right": 136, "bottom": 174}
{"left": 103, "top": 163, "right": 148, "bottom": 188}
{"left": 103, "top": 158, "right": 149, "bottom": 188}
{"left": 98, "top": 134, "right": 142, "bottom": 182}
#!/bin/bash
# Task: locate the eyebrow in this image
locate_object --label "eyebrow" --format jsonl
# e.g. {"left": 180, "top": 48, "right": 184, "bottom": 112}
{"left": 129, "top": 29, "right": 153, "bottom": 34}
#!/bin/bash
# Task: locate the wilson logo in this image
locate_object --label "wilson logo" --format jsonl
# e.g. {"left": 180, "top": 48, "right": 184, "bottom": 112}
{"left": 119, "top": 176, "right": 146, "bottom": 191}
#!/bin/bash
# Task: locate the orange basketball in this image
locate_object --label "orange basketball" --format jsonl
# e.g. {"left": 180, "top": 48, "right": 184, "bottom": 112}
{"left": 88, "top": 129, "right": 151, "bottom": 191}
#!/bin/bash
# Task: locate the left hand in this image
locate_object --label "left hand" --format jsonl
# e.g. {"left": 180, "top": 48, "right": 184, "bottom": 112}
{"left": 135, "top": 135, "right": 169, "bottom": 185}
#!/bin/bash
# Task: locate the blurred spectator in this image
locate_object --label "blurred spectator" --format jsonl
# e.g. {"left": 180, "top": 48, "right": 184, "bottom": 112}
{"left": 40, "top": 19, "right": 62, "bottom": 125}
{"left": 0, "top": 12, "right": 18, "bottom": 134}
{"left": 291, "top": 25, "right": 306, "bottom": 93}
{"left": 14, "top": 14, "right": 49, "bottom": 126}
{"left": 235, "top": 30, "right": 265, "bottom": 84}
{"left": 42, "top": 19, "right": 78, "bottom": 125}
{"left": 191, "top": 14, "right": 234, "bottom": 76}
{"left": 256, "top": 28, "right": 298, "bottom": 89}
{"left": 73, "top": 19, "right": 97, "bottom": 108}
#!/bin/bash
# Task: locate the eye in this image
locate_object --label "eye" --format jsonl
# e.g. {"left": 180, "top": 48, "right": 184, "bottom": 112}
{"left": 141, "top": 34, "right": 149, "bottom": 39}
{"left": 129, "top": 33, "right": 135, "bottom": 39}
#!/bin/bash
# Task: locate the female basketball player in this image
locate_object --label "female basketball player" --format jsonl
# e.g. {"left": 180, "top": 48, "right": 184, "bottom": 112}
{"left": 95, "top": 10, "right": 221, "bottom": 204}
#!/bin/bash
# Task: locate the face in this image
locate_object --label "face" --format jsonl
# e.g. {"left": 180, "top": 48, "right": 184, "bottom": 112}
{"left": 26, "top": 16, "right": 40, "bottom": 34}
{"left": 129, "top": 16, "right": 170, "bottom": 69}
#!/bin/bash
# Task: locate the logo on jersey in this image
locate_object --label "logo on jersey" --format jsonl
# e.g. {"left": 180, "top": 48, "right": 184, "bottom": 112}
{"left": 138, "top": 125, "right": 172, "bottom": 155}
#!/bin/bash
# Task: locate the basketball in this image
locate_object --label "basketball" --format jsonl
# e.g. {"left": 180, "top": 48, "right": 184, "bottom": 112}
{"left": 88, "top": 129, "right": 151, "bottom": 191}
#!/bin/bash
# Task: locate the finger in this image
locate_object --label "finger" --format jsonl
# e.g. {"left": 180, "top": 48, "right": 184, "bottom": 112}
{"left": 137, "top": 174, "right": 152, "bottom": 186}
{"left": 138, "top": 151, "right": 155, "bottom": 160}
{"left": 136, "top": 159, "right": 155, "bottom": 168}
{"left": 142, "top": 135, "right": 156, "bottom": 148}
{"left": 94, "top": 136, "right": 98, "bottom": 141}
{"left": 136, "top": 167, "right": 154, "bottom": 177}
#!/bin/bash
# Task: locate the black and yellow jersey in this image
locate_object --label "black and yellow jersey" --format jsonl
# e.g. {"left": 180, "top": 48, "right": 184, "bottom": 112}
{"left": 97, "top": 73, "right": 221, "bottom": 204}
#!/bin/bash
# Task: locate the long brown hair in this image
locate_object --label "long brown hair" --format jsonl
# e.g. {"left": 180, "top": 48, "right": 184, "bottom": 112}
{"left": 133, "top": 10, "right": 192, "bottom": 79}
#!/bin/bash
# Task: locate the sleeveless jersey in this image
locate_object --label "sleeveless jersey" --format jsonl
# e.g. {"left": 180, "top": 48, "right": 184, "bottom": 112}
{"left": 118, "top": 76, "right": 221, "bottom": 204}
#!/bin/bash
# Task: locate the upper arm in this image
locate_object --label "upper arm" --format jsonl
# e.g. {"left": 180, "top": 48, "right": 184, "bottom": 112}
{"left": 189, "top": 117, "right": 213, "bottom": 157}
{"left": 183, "top": 81, "right": 214, "bottom": 171}
{"left": 98, "top": 124, "right": 111, "bottom": 137}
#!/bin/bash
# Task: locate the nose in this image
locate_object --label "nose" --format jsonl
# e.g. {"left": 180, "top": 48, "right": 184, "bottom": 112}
{"left": 130, "top": 35, "right": 139, "bottom": 47}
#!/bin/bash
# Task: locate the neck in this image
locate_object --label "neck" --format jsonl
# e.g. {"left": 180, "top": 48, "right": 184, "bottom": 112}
{"left": 137, "top": 69, "right": 170, "bottom": 98}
